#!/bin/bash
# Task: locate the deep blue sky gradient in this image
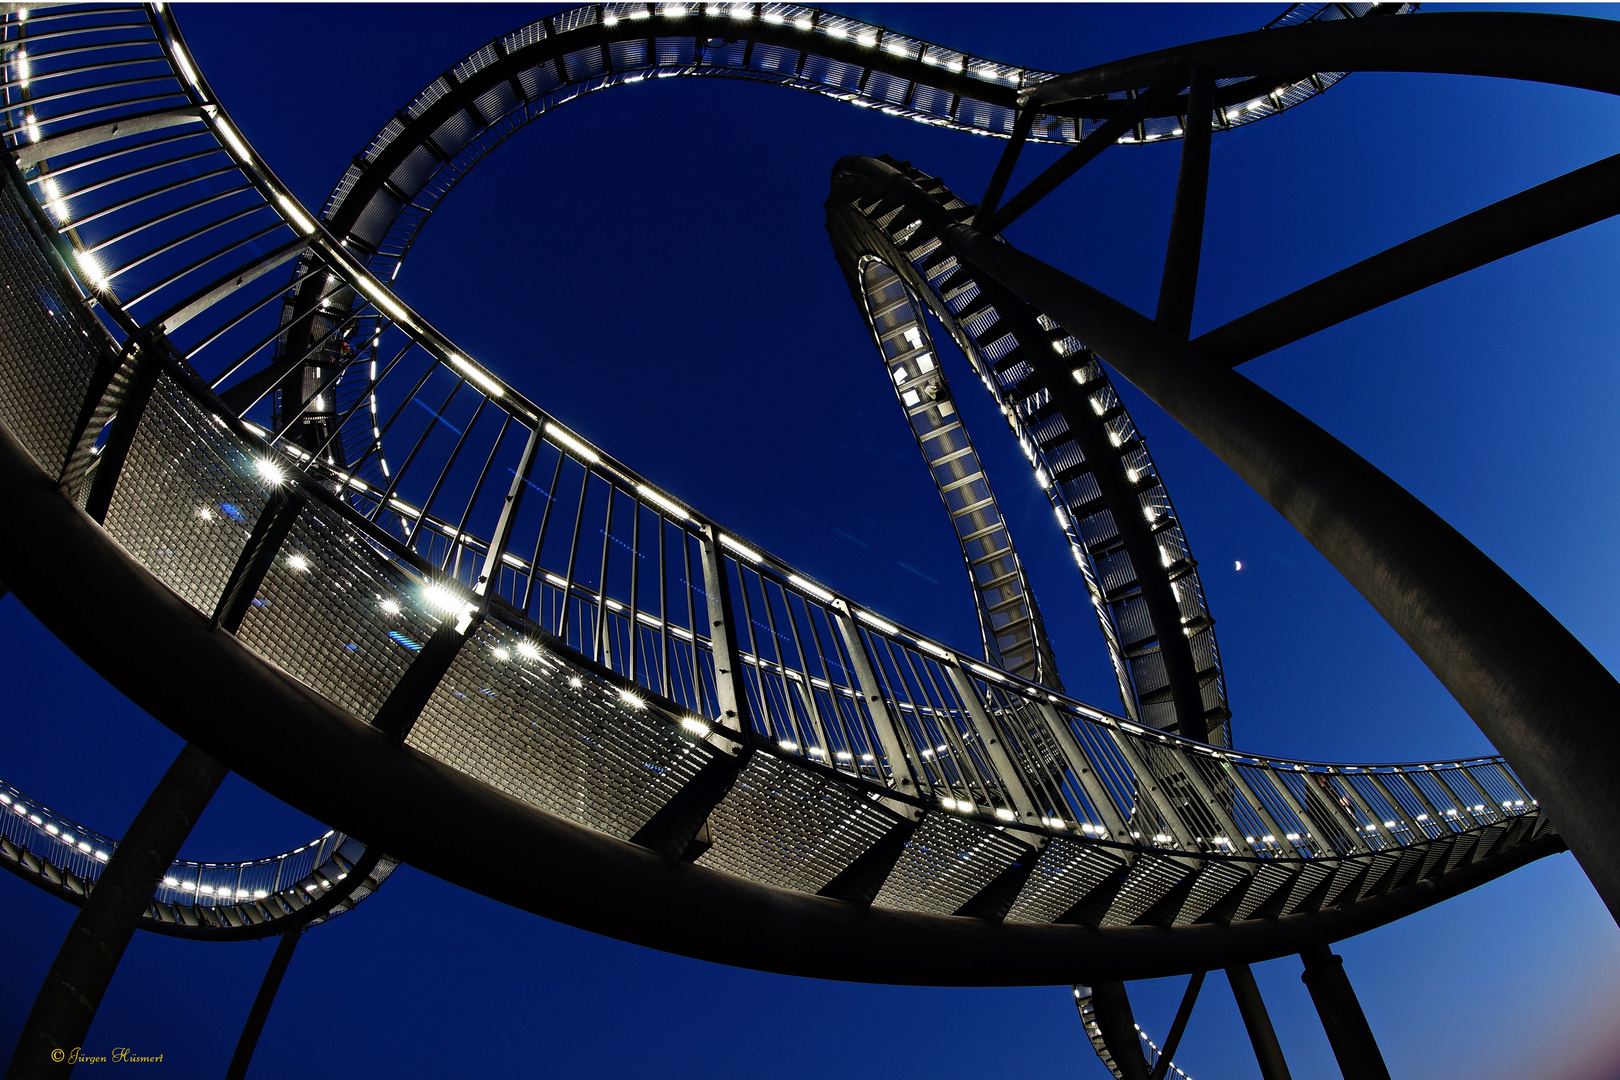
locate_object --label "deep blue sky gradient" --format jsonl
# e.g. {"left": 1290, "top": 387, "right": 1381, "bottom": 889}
{"left": 4, "top": 4, "right": 1620, "bottom": 1077}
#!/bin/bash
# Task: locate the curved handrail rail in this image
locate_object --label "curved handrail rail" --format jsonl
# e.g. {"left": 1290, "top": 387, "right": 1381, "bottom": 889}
{"left": 0, "top": 776, "right": 396, "bottom": 939}
{"left": 0, "top": 3, "right": 1570, "bottom": 987}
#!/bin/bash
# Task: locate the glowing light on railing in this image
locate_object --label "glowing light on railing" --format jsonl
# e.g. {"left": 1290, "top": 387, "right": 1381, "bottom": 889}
{"left": 681, "top": 717, "right": 710, "bottom": 736}
{"left": 274, "top": 193, "right": 315, "bottom": 235}
{"left": 788, "top": 574, "right": 834, "bottom": 603}
{"left": 635, "top": 483, "right": 689, "bottom": 521}
{"left": 171, "top": 43, "right": 202, "bottom": 90}
{"left": 762, "top": 10, "right": 782, "bottom": 22}
{"left": 492, "top": 647, "right": 511, "bottom": 662}
{"left": 25, "top": 113, "right": 38, "bottom": 143}
{"left": 448, "top": 354, "right": 504, "bottom": 399}
{"left": 1152, "top": 833, "right": 1173, "bottom": 843}
{"left": 1383, "top": 820, "right": 1397, "bottom": 828}
{"left": 968, "top": 662, "right": 1005, "bottom": 683}
{"left": 213, "top": 119, "right": 253, "bottom": 163}
{"left": 163, "top": 876, "right": 179, "bottom": 887}
{"left": 74, "top": 249, "right": 105, "bottom": 288}
{"left": 855, "top": 33, "right": 877, "bottom": 47}
{"left": 719, "top": 534, "right": 762, "bottom": 563}
{"left": 793, "top": 16, "right": 812, "bottom": 30}
{"left": 424, "top": 583, "right": 469, "bottom": 615}
{"left": 807, "top": 746, "right": 825, "bottom": 758}
{"left": 861, "top": 753, "right": 875, "bottom": 762}
{"left": 835, "top": 751, "right": 853, "bottom": 762}
{"left": 662, "top": 3, "right": 688, "bottom": 17}
{"left": 516, "top": 640, "right": 541, "bottom": 661}
{"left": 351, "top": 275, "right": 411, "bottom": 327}
{"left": 286, "top": 554, "right": 310, "bottom": 573}
{"left": 826, "top": 25, "right": 846, "bottom": 38}
{"left": 884, "top": 42, "right": 910, "bottom": 57}
{"left": 856, "top": 611, "right": 897, "bottom": 635}
{"left": 778, "top": 740, "right": 798, "bottom": 752}
{"left": 44, "top": 823, "right": 57, "bottom": 835}
{"left": 568, "top": 676, "right": 583, "bottom": 689}
{"left": 254, "top": 458, "right": 285, "bottom": 486}
{"left": 379, "top": 599, "right": 402, "bottom": 616}
{"left": 253, "top": 889, "right": 268, "bottom": 899}
{"left": 994, "top": 808, "right": 1016, "bottom": 822}
{"left": 40, "top": 176, "right": 66, "bottom": 223}
{"left": 544, "top": 422, "right": 600, "bottom": 464}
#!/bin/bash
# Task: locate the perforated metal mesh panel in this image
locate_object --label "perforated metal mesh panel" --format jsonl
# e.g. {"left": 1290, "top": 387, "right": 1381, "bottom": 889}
{"left": 873, "top": 812, "right": 1028, "bottom": 916}
{"left": 1276, "top": 860, "right": 1337, "bottom": 915}
{"left": 102, "top": 374, "right": 270, "bottom": 614}
{"left": 1006, "top": 837, "right": 1127, "bottom": 924}
{"left": 407, "top": 617, "right": 715, "bottom": 840}
{"left": 696, "top": 753, "right": 902, "bottom": 893}
{"left": 1173, "top": 861, "right": 1249, "bottom": 924}
{"left": 1097, "top": 855, "right": 1188, "bottom": 926}
{"left": 236, "top": 499, "right": 441, "bottom": 723}
{"left": 0, "top": 186, "right": 105, "bottom": 474}
{"left": 1229, "top": 861, "right": 1297, "bottom": 921}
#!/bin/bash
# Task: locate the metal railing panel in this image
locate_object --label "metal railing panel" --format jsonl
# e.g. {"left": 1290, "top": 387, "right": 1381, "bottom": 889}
{"left": 404, "top": 614, "right": 718, "bottom": 841}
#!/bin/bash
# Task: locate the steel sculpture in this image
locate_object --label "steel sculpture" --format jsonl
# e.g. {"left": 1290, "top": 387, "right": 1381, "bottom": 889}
{"left": 0, "top": 3, "right": 1610, "bottom": 1078}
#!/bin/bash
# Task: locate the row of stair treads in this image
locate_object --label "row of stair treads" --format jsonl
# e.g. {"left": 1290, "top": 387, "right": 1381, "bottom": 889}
{"left": 1227, "top": 860, "right": 1304, "bottom": 921}
{"left": 102, "top": 372, "right": 273, "bottom": 614}
{"left": 1096, "top": 854, "right": 1192, "bottom": 927}
{"left": 407, "top": 617, "right": 715, "bottom": 841}
{"left": 0, "top": 183, "right": 104, "bottom": 474}
{"left": 236, "top": 498, "right": 443, "bottom": 724}
{"left": 1006, "top": 838, "right": 1128, "bottom": 924}
{"left": 695, "top": 753, "right": 904, "bottom": 893}
{"left": 872, "top": 812, "right": 1029, "bottom": 916}
{"left": 1165, "top": 861, "right": 1252, "bottom": 925}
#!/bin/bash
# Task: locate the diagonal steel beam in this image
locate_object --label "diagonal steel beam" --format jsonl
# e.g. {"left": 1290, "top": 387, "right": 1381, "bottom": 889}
{"left": 981, "top": 71, "right": 1187, "bottom": 235}
{"left": 1195, "top": 151, "right": 1620, "bottom": 364}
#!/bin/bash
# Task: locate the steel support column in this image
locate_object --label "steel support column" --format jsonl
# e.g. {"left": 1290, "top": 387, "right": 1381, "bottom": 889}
{"left": 1155, "top": 66, "right": 1214, "bottom": 339}
{"left": 1298, "top": 942, "right": 1390, "bottom": 1080}
{"left": 1149, "top": 971, "right": 1204, "bottom": 1080}
{"left": 1089, "top": 982, "right": 1151, "bottom": 1080}
{"left": 223, "top": 930, "right": 301, "bottom": 1080}
{"left": 8, "top": 743, "right": 228, "bottom": 1080}
{"left": 1225, "top": 964, "right": 1293, "bottom": 1080}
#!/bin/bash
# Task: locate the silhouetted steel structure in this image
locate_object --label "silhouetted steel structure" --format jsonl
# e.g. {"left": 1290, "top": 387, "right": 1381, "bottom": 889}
{"left": 0, "top": 3, "right": 1612, "bottom": 1078}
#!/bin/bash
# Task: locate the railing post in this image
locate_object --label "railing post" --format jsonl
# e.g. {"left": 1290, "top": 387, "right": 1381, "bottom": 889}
{"left": 946, "top": 664, "right": 1039, "bottom": 825}
{"left": 1108, "top": 727, "right": 1198, "bottom": 848}
{"left": 1223, "top": 760, "right": 1295, "bottom": 854}
{"left": 1034, "top": 701, "right": 1131, "bottom": 840}
{"left": 78, "top": 346, "right": 161, "bottom": 524}
{"left": 697, "top": 525, "right": 753, "bottom": 740}
{"left": 212, "top": 487, "right": 308, "bottom": 633}
{"left": 373, "top": 425, "right": 539, "bottom": 741}
{"left": 832, "top": 602, "right": 919, "bottom": 798}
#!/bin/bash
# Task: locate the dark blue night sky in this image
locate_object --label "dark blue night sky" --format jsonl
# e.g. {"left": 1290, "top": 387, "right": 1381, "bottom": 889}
{"left": 4, "top": 4, "right": 1620, "bottom": 1078}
